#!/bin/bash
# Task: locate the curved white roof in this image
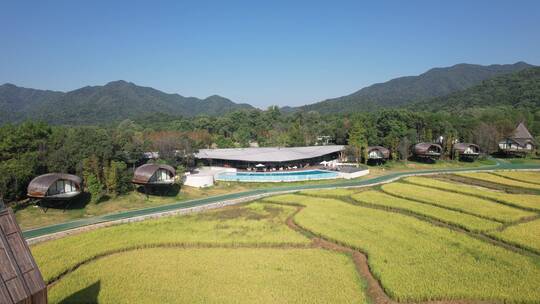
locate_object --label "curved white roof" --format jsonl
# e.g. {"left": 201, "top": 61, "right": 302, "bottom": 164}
{"left": 196, "top": 145, "right": 344, "bottom": 163}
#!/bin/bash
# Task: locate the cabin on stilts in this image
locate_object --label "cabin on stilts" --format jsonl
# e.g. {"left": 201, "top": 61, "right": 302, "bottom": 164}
{"left": 27, "top": 173, "right": 83, "bottom": 211}
{"left": 0, "top": 204, "right": 47, "bottom": 304}
{"left": 452, "top": 143, "right": 480, "bottom": 161}
{"left": 132, "top": 164, "right": 176, "bottom": 196}
{"left": 412, "top": 143, "right": 443, "bottom": 161}
{"left": 367, "top": 146, "right": 390, "bottom": 164}
{"left": 498, "top": 122, "right": 536, "bottom": 157}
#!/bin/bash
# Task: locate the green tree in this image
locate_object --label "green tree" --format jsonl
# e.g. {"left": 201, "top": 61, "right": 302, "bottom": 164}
{"left": 85, "top": 173, "right": 104, "bottom": 203}
{"left": 348, "top": 122, "right": 368, "bottom": 164}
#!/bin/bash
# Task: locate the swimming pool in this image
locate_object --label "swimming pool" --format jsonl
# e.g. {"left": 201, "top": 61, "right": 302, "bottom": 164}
{"left": 216, "top": 169, "right": 341, "bottom": 182}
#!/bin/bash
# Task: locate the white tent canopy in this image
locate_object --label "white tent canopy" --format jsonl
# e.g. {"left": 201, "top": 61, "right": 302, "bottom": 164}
{"left": 196, "top": 145, "right": 344, "bottom": 163}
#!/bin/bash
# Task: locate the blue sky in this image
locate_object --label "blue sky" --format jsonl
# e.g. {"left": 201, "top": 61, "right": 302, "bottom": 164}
{"left": 1, "top": 0, "right": 539, "bottom": 107}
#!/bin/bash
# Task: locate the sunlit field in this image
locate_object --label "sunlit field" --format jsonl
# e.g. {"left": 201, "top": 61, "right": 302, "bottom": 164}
{"left": 33, "top": 171, "right": 540, "bottom": 303}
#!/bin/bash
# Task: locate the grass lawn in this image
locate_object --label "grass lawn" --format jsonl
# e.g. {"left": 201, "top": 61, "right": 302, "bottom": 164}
{"left": 262, "top": 194, "right": 540, "bottom": 302}
{"left": 405, "top": 176, "right": 540, "bottom": 211}
{"left": 49, "top": 248, "right": 366, "bottom": 304}
{"left": 381, "top": 183, "right": 534, "bottom": 222}
{"left": 351, "top": 190, "right": 501, "bottom": 232}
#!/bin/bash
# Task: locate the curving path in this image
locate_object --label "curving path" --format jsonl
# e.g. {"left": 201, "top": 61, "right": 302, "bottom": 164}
{"left": 23, "top": 158, "right": 540, "bottom": 241}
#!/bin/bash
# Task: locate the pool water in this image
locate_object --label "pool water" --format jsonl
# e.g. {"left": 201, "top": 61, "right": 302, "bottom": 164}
{"left": 216, "top": 169, "right": 340, "bottom": 182}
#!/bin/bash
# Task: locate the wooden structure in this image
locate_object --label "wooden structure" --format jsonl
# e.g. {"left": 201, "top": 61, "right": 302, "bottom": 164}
{"left": 27, "top": 173, "right": 83, "bottom": 211}
{"left": 498, "top": 122, "right": 536, "bottom": 156}
{"left": 452, "top": 143, "right": 480, "bottom": 161}
{"left": 367, "top": 146, "right": 390, "bottom": 163}
{"left": 132, "top": 164, "right": 176, "bottom": 197}
{"left": 412, "top": 143, "right": 443, "bottom": 160}
{"left": 27, "top": 173, "right": 82, "bottom": 200}
{"left": 0, "top": 207, "right": 47, "bottom": 304}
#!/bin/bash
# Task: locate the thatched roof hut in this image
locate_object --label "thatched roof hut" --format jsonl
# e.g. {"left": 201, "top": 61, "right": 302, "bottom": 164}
{"left": 498, "top": 122, "right": 536, "bottom": 156}
{"left": 0, "top": 207, "right": 47, "bottom": 304}
{"left": 132, "top": 164, "right": 176, "bottom": 185}
{"left": 453, "top": 143, "right": 480, "bottom": 160}
{"left": 367, "top": 146, "right": 390, "bottom": 160}
{"left": 413, "top": 143, "right": 442, "bottom": 159}
{"left": 27, "top": 173, "right": 82, "bottom": 200}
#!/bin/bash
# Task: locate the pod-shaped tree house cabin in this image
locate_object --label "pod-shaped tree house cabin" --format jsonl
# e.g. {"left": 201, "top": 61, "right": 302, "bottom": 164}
{"left": 452, "top": 143, "right": 480, "bottom": 161}
{"left": 132, "top": 164, "right": 176, "bottom": 196}
{"left": 367, "top": 146, "right": 390, "bottom": 163}
{"left": 27, "top": 173, "right": 83, "bottom": 200}
{"left": 132, "top": 164, "right": 176, "bottom": 185}
{"left": 412, "top": 143, "right": 443, "bottom": 160}
{"left": 0, "top": 204, "right": 47, "bottom": 304}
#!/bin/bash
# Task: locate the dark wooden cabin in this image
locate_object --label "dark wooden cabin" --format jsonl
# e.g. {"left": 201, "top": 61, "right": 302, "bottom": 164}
{"left": 132, "top": 164, "right": 176, "bottom": 186}
{"left": 498, "top": 122, "right": 536, "bottom": 156}
{"left": 452, "top": 143, "right": 480, "bottom": 161}
{"left": 412, "top": 143, "right": 443, "bottom": 160}
{"left": 27, "top": 173, "right": 83, "bottom": 200}
{"left": 367, "top": 146, "right": 390, "bottom": 163}
{"left": 0, "top": 206, "right": 47, "bottom": 304}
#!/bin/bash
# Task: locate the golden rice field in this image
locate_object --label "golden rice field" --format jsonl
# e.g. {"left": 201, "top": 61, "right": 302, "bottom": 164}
{"left": 456, "top": 172, "right": 540, "bottom": 190}
{"left": 404, "top": 176, "right": 540, "bottom": 210}
{"left": 488, "top": 219, "right": 540, "bottom": 253}
{"left": 492, "top": 171, "right": 540, "bottom": 185}
{"left": 31, "top": 170, "right": 540, "bottom": 303}
{"left": 351, "top": 190, "right": 501, "bottom": 232}
{"left": 49, "top": 248, "right": 365, "bottom": 304}
{"left": 381, "top": 182, "right": 535, "bottom": 222}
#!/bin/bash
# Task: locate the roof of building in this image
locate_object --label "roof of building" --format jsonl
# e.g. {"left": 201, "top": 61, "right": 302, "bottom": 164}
{"left": 27, "top": 173, "right": 83, "bottom": 198}
{"left": 195, "top": 145, "right": 345, "bottom": 163}
{"left": 511, "top": 122, "right": 534, "bottom": 139}
{"left": 132, "top": 164, "right": 176, "bottom": 184}
{"left": 0, "top": 208, "right": 47, "bottom": 304}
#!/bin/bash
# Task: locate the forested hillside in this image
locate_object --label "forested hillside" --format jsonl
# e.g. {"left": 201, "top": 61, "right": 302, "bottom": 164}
{"left": 295, "top": 62, "right": 533, "bottom": 113}
{"left": 415, "top": 67, "right": 540, "bottom": 111}
{"left": 0, "top": 81, "right": 254, "bottom": 124}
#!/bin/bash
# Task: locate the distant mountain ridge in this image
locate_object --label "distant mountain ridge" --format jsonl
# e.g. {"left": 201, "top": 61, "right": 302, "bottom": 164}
{"left": 413, "top": 66, "right": 540, "bottom": 111}
{"left": 0, "top": 80, "right": 254, "bottom": 124}
{"left": 1, "top": 62, "right": 536, "bottom": 125}
{"left": 293, "top": 62, "right": 534, "bottom": 113}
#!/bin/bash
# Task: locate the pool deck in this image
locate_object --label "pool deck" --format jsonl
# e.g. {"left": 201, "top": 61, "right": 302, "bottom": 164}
{"left": 23, "top": 158, "right": 540, "bottom": 242}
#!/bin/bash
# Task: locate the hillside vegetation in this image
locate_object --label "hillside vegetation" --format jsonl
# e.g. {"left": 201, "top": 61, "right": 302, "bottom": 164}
{"left": 0, "top": 80, "right": 253, "bottom": 124}
{"left": 416, "top": 66, "right": 540, "bottom": 111}
{"left": 295, "top": 62, "right": 534, "bottom": 113}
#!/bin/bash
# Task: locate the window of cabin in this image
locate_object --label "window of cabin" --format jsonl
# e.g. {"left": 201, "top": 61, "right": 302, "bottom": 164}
{"left": 47, "top": 179, "right": 76, "bottom": 196}
{"left": 151, "top": 169, "right": 173, "bottom": 182}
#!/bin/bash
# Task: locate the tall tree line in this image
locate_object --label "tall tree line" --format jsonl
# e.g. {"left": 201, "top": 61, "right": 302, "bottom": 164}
{"left": 1, "top": 104, "right": 539, "bottom": 203}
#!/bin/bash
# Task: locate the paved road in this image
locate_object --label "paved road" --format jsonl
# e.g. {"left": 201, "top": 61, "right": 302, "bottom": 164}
{"left": 22, "top": 159, "right": 540, "bottom": 240}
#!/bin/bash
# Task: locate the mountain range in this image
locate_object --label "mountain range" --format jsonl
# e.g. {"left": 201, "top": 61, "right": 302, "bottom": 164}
{"left": 0, "top": 80, "right": 253, "bottom": 124}
{"left": 0, "top": 62, "right": 536, "bottom": 124}
{"left": 292, "top": 62, "right": 534, "bottom": 113}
